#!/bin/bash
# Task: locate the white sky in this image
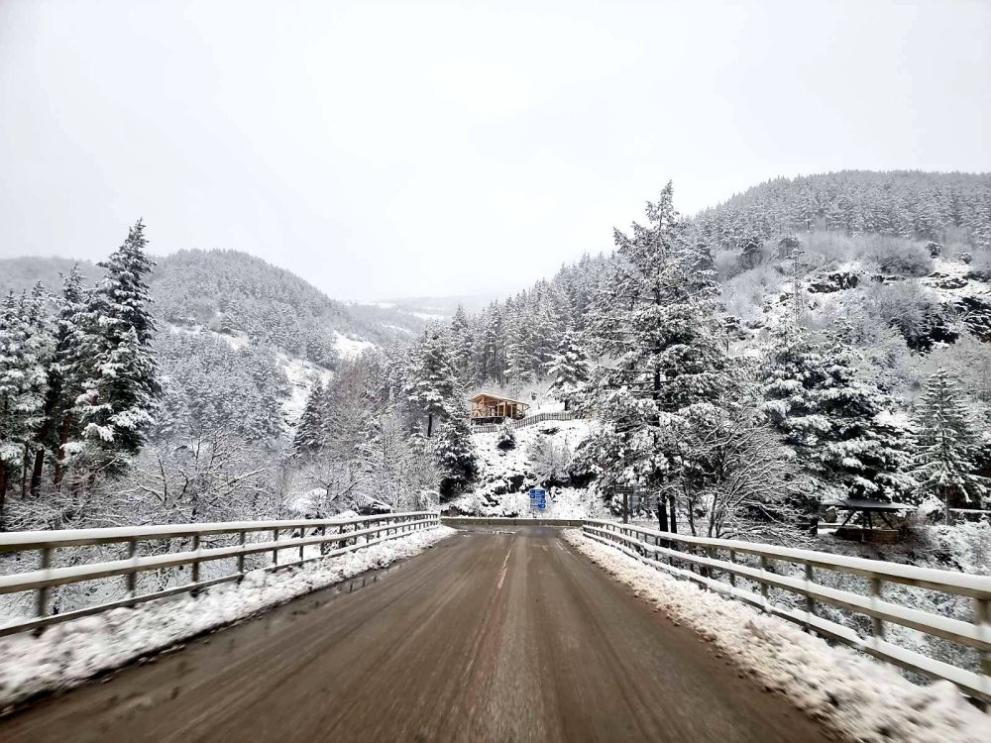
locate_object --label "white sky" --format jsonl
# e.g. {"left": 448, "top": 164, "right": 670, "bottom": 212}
{"left": 1, "top": 0, "right": 988, "bottom": 301}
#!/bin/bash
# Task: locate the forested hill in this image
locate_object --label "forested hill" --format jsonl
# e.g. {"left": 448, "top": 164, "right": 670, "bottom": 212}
{"left": 0, "top": 250, "right": 425, "bottom": 368}
{"left": 444, "top": 170, "right": 991, "bottom": 398}
{"left": 150, "top": 250, "right": 422, "bottom": 366}
{"left": 0, "top": 257, "right": 102, "bottom": 293}
{"left": 693, "top": 170, "right": 990, "bottom": 249}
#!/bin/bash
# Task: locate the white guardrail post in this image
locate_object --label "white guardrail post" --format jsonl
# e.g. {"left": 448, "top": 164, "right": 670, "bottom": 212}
{"left": 579, "top": 518, "right": 991, "bottom": 704}
{"left": 0, "top": 511, "right": 440, "bottom": 639}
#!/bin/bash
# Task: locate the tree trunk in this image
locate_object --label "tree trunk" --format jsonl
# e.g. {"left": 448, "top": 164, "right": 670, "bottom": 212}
{"left": 564, "top": 398, "right": 571, "bottom": 412}
{"left": 30, "top": 448, "right": 45, "bottom": 497}
{"left": 656, "top": 495, "right": 669, "bottom": 532}
{"left": 668, "top": 494, "right": 678, "bottom": 534}
{"left": 0, "top": 462, "right": 7, "bottom": 530}
{"left": 426, "top": 413, "right": 434, "bottom": 438}
{"left": 53, "top": 414, "right": 73, "bottom": 489}
{"left": 21, "top": 445, "right": 29, "bottom": 498}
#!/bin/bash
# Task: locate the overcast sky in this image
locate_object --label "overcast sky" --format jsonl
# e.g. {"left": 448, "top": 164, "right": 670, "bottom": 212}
{"left": 1, "top": 1, "right": 988, "bottom": 301}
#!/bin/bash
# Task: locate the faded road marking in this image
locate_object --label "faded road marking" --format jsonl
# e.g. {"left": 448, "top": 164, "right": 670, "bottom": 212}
{"left": 497, "top": 549, "right": 511, "bottom": 591}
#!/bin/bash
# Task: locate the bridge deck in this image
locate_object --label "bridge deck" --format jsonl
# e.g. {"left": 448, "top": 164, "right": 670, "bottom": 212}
{"left": 0, "top": 526, "right": 829, "bottom": 742}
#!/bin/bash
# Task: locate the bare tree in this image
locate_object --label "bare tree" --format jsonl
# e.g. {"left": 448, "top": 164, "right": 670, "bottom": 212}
{"left": 668, "top": 403, "right": 810, "bottom": 544}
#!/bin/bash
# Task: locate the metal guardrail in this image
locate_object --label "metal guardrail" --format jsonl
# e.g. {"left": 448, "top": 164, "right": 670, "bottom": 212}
{"left": 442, "top": 517, "right": 584, "bottom": 527}
{"left": 0, "top": 512, "right": 440, "bottom": 637}
{"left": 472, "top": 410, "right": 580, "bottom": 433}
{"left": 582, "top": 520, "right": 991, "bottom": 703}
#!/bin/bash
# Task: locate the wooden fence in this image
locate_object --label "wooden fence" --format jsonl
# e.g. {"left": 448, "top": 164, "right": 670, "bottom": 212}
{"left": 472, "top": 410, "right": 580, "bottom": 433}
{"left": 582, "top": 519, "right": 991, "bottom": 703}
{"left": 0, "top": 512, "right": 439, "bottom": 638}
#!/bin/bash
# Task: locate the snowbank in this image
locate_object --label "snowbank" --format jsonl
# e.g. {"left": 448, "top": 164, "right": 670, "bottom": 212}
{"left": 0, "top": 526, "right": 454, "bottom": 710}
{"left": 564, "top": 529, "right": 991, "bottom": 743}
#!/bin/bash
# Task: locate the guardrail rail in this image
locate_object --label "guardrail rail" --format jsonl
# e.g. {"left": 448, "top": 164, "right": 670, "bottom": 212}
{"left": 0, "top": 511, "right": 439, "bottom": 638}
{"left": 472, "top": 410, "right": 580, "bottom": 433}
{"left": 581, "top": 519, "right": 991, "bottom": 703}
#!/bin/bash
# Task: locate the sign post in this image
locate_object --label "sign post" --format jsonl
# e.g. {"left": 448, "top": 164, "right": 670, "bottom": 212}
{"left": 529, "top": 488, "right": 547, "bottom": 513}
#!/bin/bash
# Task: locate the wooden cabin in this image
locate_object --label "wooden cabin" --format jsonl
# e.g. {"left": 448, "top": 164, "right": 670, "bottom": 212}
{"left": 470, "top": 393, "right": 529, "bottom": 424}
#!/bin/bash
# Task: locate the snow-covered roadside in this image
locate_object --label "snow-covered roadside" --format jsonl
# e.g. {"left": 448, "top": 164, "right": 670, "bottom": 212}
{"left": 0, "top": 526, "right": 455, "bottom": 711}
{"left": 563, "top": 529, "right": 991, "bottom": 743}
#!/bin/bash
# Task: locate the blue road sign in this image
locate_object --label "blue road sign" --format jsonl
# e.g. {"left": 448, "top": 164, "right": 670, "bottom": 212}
{"left": 529, "top": 488, "right": 547, "bottom": 511}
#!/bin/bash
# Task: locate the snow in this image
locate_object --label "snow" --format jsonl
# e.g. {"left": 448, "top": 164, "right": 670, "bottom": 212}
{"left": 0, "top": 526, "right": 454, "bottom": 710}
{"left": 564, "top": 529, "right": 991, "bottom": 743}
{"left": 923, "top": 259, "right": 990, "bottom": 299}
{"left": 446, "top": 418, "right": 606, "bottom": 517}
{"left": 277, "top": 352, "right": 334, "bottom": 422}
{"left": 410, "top": 311, "right": 447, "bottom": 321}
{"left": 165, "top": 323, "right": 249, "bottom": 351}
{"left": 333, "top": 331, "right": 376, "bottom": 359}
{"left": 286, "top": 487, "right": 330, "bottom": 515}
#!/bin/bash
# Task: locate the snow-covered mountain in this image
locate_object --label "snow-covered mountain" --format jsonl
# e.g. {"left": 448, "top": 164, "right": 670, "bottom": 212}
{"left": 0, "top": 249, "right": 435, "bottom": 435}
{"left": 0, "top": 250, "right": 430, "bottom": 367}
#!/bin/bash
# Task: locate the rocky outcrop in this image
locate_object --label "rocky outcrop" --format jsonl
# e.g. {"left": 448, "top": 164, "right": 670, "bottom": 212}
{"left": 956, "top": 296, "right": 991, "bottom": 341}
{"left": 933, "top": 276, "right": 969, "bottom": 290}
{"left": 808, "top": 272, "right": 860, "bottom": 293}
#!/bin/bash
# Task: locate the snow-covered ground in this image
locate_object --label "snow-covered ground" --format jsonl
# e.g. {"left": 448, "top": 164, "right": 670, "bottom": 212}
{"left": 448, "top": 418, "right": 605, "bottom": 517}
{"left": 565, "top": 529, "right": 991, "bottom": 743}
{"left": 277, "top": 352, "right": 335, "bottom": 422}
{"left": 333, "top": 331, "right": 376, "bottom": 359}
{"left": 0, "top": 526, "right": 454, "bottom": 710}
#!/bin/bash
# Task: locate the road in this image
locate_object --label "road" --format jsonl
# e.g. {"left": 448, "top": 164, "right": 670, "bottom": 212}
{"left": 0, "top": 526, "right": 831, "bottom": 742}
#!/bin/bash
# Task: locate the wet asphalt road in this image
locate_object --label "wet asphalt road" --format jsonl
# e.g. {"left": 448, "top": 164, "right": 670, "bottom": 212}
{"left": 0, "top": 526, "right": 831, "bottom": 742}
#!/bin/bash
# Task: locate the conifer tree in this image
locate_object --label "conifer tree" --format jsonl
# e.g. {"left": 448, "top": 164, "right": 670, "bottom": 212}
{"left": 0, "top": 292, "right": 49, "bottom": 523}
{"left": 762, "top": 325, "right": 913, "bottom": 501}
{"left": 34, "top": 268, "right": 87, "bottom": 492}
{"left": 912, "top": 368, "right": 988, "bottom": 522}
{"left": 432, "top": 401, "right": 478, "bottom": 499}
{"left": 504, "top": 303, "right": 534, "bottom": 387}
{"left": 449, "top": 305, "right": 474, "bottom": 383}
{"left": 547, "top": 331, "right": 590, "bottom": 411}
{"left": 473, "top": 303, "right": 505, "bottom": 385}
{"left": 405, "top": 329, "right": 459, "bottom": 437}
{"left": 74, "top": 220, "right": 160, "bottom": 475}
{"left": 581, "top": 183, "right": 733, "bottom": 527}
{"left": 293, "top": 382, "right": 327, "bottom": 456}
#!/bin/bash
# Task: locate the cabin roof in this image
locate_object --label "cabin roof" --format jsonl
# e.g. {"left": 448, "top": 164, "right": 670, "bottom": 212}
{"left": 469, "top": 392, "right": 529, "bottom": 406}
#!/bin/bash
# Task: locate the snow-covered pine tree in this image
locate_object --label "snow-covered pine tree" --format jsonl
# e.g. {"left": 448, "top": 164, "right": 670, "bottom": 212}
{"left": 504, "top": 301, "right": 534, "bottom": 388}
{"left": 17, "top": 283, "right": 56, "bottom": 497}
{"left": 738, "top": 234, "right": 764, "bottom": 270}
{"left": 581, "top": 183, "right": 733, "bottom": 526}
{"left": 405, "top": 328, "right": 459, "bottom": 437}
{"left": 762, "top": 324, "right": 914, "bottom": 502}
{"left": 0, "top": 291, "right": 50, "bottom": 523}
{"left": 33, "top": 268, "right": 88, "bottom": 492}
{"left": 546, "top": 331, "right": 590, "bottom": 411}
{"left": 449, "top": 305, "right": 475, "bottom": 384}
{"left": 74, "top": 221, "right": 160, "bottom": 476}
{"left": 432, "top": 399, "right": 478, "bottom": 499}
{"left": 474, "top": 303, "right": 505, "bottom": 385}
{"left": 293, "top": 382, "right": 327, "bottom": 456}
{"left": 912, "top": 368, "right": 988, "bottom": 522}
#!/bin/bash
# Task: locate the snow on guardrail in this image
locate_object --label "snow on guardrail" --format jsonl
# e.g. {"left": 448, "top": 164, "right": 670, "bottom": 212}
{"left": 0, "top": 512, "right": 441, "bottom": 638}
{"left": 579, "top": 520, "right": 991, "bottom": 704}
